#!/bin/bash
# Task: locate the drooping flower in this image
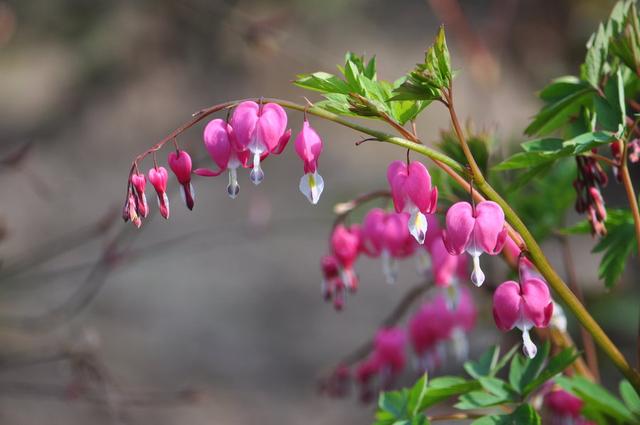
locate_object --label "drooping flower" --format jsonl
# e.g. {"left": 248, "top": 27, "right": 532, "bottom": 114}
{"left": 430, "top": 237, "right": 463, "bottom": 288}
{"left": 373, "top": 327, "right": 407, "bottom": 375}
{"left": 230, "top": 101, "right": 290, "bottom": 185}
{"left": 449, "top": 287, "right": 477, "bottom": 361}
{"left": 355, "top": 356, "right": 381, "bottom": 403}
{"left": 130, "top": 173, "right": 149, "bottom": 218}
{"left": 330, "top": 224, "right": 361, "bottom": 292}
{"left": 122, "top": 191, "right": 142, "bottom": 228}
{"left": 409, "top": 296, "right": 453, "bottom": 372}
{"left": 318, "top": 364, "right": 351, "bottom": 399}
{"left": 294, "top": 119, "right": 324, "bottom": 204}
{"left": 443, "top": 200, "right": 508, "bottom": 286}
{"left": 544, "top": 388, "right": 593, "bottom": 425}
{"left": 387, "top": 160, "right": 438, "bottom": 244}
{"left": 195, "top": 118, "right": 250, "bottom": 198}
{"left": 148, "top": 166, "right": 170, "bottom": 219}
{"left": 320, "top": 255, "right": 346, "bottom": 311}
{"left": 493, "top": 277, "right": 553, "bottom": 358}
{"left": 168, "top": 149, "right": 195, "bottom": 210}
{"left": 360, "top": 209, "right": 415, "bottom": 284}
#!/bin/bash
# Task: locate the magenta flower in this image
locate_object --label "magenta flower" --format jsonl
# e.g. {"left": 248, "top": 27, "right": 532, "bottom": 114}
{"left": 148, "top": 166, "right": 170, "bottom": 219}
{"left": 294, "top": 119, "right": 324, "bottom": 204}
{"left": 355, "top": 356, "right": 381, "bottom": 403}
{"left": 373, "top": 327, "right": 407, "bottom": 375}
{"left": 360, "top": 209, "right": 415, "bottom": 284}
{"left": 387, "top": 160, "right": 438, "bottom": 244}
{"left": 544, "top": 388, "right": 593, "bottom": 425}
{"left": 196, "top": 118, "right": 250, "bottom": 198}
{"left": 493, "top": 277, "right": 553, "bottom": 358}
{"left": 449, "top": 287, "right": 477, "bottom": 361}
{"left": 230, "top": 101, "right": 290, "bottom": 185}
{"left": 168, "top": 149, "right": 195, "bottom": 210}
{"left": 430, "top": 237, "right": 462, "bottom": 288}
{"left": 409, "top": 296, "right": 453, "bottom": 371}
{"left": 130, "top": 173, "right": 149, "bottom": 218}
{"left": 443, "top": 201, "right": 508, "bottom": 286}
{"left": 330, "top": 224, "right": 360, "bottom": 291}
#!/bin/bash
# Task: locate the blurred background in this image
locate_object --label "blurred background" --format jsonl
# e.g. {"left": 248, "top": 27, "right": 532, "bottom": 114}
{"left": 0, "top": 0, "right": 638, "bottom": 423}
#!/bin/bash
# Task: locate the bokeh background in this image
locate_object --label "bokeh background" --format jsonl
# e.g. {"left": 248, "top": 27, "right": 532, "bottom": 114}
{"left": 0, "top": 0, "right": 638, "bottom": 424}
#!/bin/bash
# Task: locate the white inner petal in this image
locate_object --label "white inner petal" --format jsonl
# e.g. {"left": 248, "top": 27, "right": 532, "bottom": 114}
{"left": 470, "top": 254, "right": 485, "bottom": 287}
{"left": 250, "top": 152, "right": 264, "bottom": 185}
{"left": 227, "top": 168, "right": 240, "bottom": 198}
{"left": 408, "top": 208, "right": 428, "bottom": 244}
{"left": 520, "top": 326, "right": 537, "bottom": 359}
{"left": 299, "top": 171, "right": 324, "bottom": 205}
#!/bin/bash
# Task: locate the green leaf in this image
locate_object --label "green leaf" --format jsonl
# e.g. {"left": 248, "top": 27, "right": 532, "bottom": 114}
{"left": 455, "top": 391, "right": 509, "bottom": 410}
{"left": 619, "top": 379, "right": 640, "bottom": 416}
{"left": 557, "top": 375, "right": 636, "bottom": 423}
{"left": 509, "top": 342, "right": 550, "bottom": 395}
{"left": 378, "top": 389, "right": 410, "bottom": 419}
{"left": 471, "top": 404, "right": 541, "bottom": 425}
{"left": 525, "top": 87, "right": 593, "bottom": 136}
{"left": 464, "top": 346, "right": 500, "bottom": 379}
{"left": 523, "top": 347, "right": 580, "bottom": 395}
{"left": 415, "top": 376, "right": 481, "bottom": 411}
{"left": 294, "top": 72, "right": 351, "bottom": 94}
{"left": 407, "top": 374, "right": 429, "bottom": 417}
{"left": 592, "top": 209, "right": 638, "bottom": 288}
{"left": 491, "top": 344, "right": 521, "bottom": 377}
{"left": 478, "top": 377, "right": 516, "bottom": 399}
{"left": 539, "top": 76, "right": 587, "bottom": 101}
{"left": 521, "top": 138, "right": 564, "bottom": 152}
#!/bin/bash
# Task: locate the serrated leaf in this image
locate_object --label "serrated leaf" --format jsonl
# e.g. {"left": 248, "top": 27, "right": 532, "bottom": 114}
{"left": 294, "top": 72, "right": 351, "bottom": 94}
{"left": 415, "top": 376, "right": 480, "bottom": 411}
{"left": 592, "top": 209, "right": 637, "bottom": 288}
{"left": 407, "top": 374, "right": 429, "bottom": 417}
{"left": 478, "top": 377, "right": 515, "bottom": 399}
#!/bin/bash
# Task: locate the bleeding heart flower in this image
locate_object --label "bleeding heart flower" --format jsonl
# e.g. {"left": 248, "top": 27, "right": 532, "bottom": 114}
{"left": 330, "top": 224, "right": 361, "bottom": 292}
{"left": 449, "top": 287, "right": 477, "bottom": 361}
{"left": 544, "top": 388, "right": 591, "bottom": 425}
{"left": 195, "top": 118, "right": 251, "bottom": 198}
{"left": 148, "top": 166, "right": 170, "bottom": 219}
{"left": 320, "top": 254, "right": 347, "bottom": 311}
{"left": 387, "top": 160, "right": 438, "bottom": 244}
{"left": 168, "top": 150, "right": 195, "bottom": 210}
{"left": 493, "top": 277, "right": 553, "bottom": 358}
{"left": 294, "top": 119, "right": 324, "bottom": 204}
{"left": 373, "top": 327, "right": 407, "bottom": 375}
{"left": 360, "top": 209, "right": 415, "bottom": 284}
{"left": 409, "top": 296, "right": 453, "bottom": 372}
{"left": 430, "top": 237, "right": 463, "bottom": 288}
{"left": 443, "top": 201, "right": 508, "bottom": 287}
{"left": 230, "top": 101, "right": 290, "bottom": 185}
{"left": 130, "top": 173, "right": 148, "bottom": 218}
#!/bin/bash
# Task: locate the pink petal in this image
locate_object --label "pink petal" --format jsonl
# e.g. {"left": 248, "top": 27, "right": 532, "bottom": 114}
{"left": 404, "top": 161, "right": 433, "bottom": 213}
{"left": 203, "top": 119, "right": 232, "bottom": 170}
{"left": 492, "top": 280, "right": 522, "bottom": 331}
{"left": 383, "top": 212, "right": 413, "bottom": 257}
{"left": 230, "top": 101, "right": 259, "bottom": 151}
{"left": 256, "top": 103, "right": 288, "bottom": 152}
{"left": 430, "top": 237, "right": 459, "bottom": 287}
{"left": 473, "top": 201, "right": 506, "bottom": 255}
{"left": 386, "top": 160, "right": 408, "bottom": 212}
{"left": 168, "top": 150, "right": 193, "bottom": 184}
{"left": 455, "top": 287, "right": 477, "bottom": 332}
{"left": 361, "top": 208, "right": 386, "bottom": 257}
{"left": 443, "top": 202, "right": 475, "bottom": 255}
{"left": 521, "top": 277, "right": 553, "bottom": 328}
{"left": 330, "top": 225, "right": 360, "bottom": 268}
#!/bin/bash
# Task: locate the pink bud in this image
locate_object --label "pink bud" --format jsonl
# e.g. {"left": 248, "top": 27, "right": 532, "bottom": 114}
{"left": 409, "top": 296, "right": 453, "bottom": 357}
{"left": 168, "top": 150, "right": 195, "bottom": 210}
{"left": 295, "top": 120, "right": 324, "bottom": 204}
{"left": 387, "top": 160, "right": 438, "bottom": 244}
{"left": 130, "top": 173, "right": 149, "bottom": 218}
{"left": 492, "top": 277, "right": 553, "bottom": 358}
{"left": 148, "top": 166, "right": 170, "bottom": 219}
{"left": 443, "top": 201, "right": 508, "bottom": 287}
{"left": 125, "top": 193, "right": 142, "bottom": 228}
{"left": 330, "top": 224, "right": 360, "bottom": 291}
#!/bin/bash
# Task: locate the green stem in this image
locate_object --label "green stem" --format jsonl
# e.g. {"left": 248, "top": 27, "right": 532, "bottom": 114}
{"left": 443, "top": 88, "right": 640, "bottom": 391}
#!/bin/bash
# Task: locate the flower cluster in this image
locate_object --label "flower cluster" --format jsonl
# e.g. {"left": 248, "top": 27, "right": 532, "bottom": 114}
{"left": 574, "top": 155, "right": 608, "bottom": 236}
{"left": 123, "top": 101, "right": 326, "bottom": 227}
{"left": 323, "top": 289, "right": 477, "bottom": 403}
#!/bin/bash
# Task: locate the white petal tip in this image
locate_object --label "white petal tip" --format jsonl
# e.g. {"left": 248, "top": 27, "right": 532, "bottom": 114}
{"left": 299, "top": 172, "right": 324, "bottom": 205}
{"left": 409, "top": 210, "right": 428, "bottom": 244}
{"left": 522, "top": 328, "right": 537, "bottom": 359}
{"left": 470, "top": 255, "right": 485, "bottom": 287}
